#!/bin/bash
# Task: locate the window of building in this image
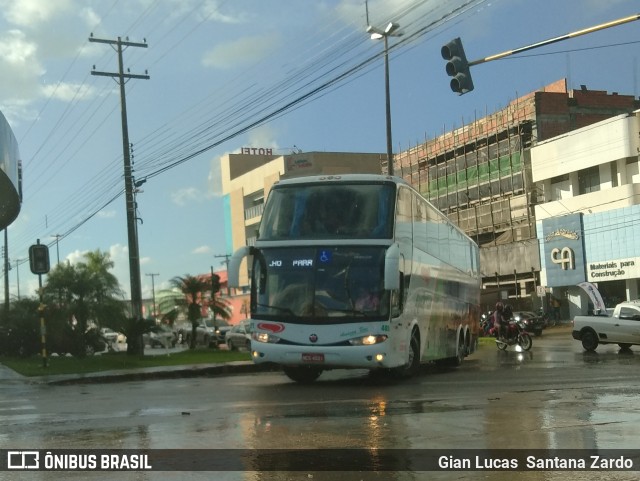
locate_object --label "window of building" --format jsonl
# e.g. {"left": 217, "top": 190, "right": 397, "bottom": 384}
{"left": 550, "top": 174, "right": 570, "bottom": 201}
{"left": 578, "top": 166, "right": 600, "bottom": 195}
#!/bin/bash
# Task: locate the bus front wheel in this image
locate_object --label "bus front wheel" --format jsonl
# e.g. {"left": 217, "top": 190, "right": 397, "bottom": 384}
{"left": 392, "top": 329, "right": 420, "bottom": 378}
{"left": 283, "top": 366, "right": 323, "bottom": 384}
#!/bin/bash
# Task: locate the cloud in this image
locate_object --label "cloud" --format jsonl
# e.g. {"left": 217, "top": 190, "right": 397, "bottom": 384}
{"left": 41, "top": 82, "right": 97, "bottom": 102}
{"left": 0, "top": 0, "right": 75, "bottom": 27}
{"left": 171, "top": 187, "right": 201, "bottom": 206}
{"left": 64, "top": 248, "right": 87, "bottom": 266}
{"left": 208, "top": 156, "right": 224, "bottom": 197}
{"left": 0, "top": 30, "right": 44, "bottom": 101}
{"left": 192, "top": 245, "right": 211, "bottom": 254}
{"left": 96, "top": 209, "right": 116, "bottom": 219}
{"left": 247, "top": 124, "right": 279, "bottom": 150}
{"left": 198, "top": 0, "right": 247, "bottom": 24}
{"left": 202, "top": 33, "right": 282, "bottom": 69}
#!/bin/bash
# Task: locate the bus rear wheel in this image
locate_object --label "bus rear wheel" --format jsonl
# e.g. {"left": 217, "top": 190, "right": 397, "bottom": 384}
{"left": 283, "top": 366, "right": 323, "bottom": 384}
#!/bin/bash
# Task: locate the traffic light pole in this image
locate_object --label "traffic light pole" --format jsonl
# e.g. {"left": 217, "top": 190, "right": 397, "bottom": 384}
{"left": 469, "top": 13, "right": 640, "bottom": 67}
{"left": 443, "top": 13, "right": 640, "bottom": 95}
{"left": 38, "top": 273, "right": 47, "bottom": 368}
{"left": 29, "top": 238, "right": 51, "bottom": 368}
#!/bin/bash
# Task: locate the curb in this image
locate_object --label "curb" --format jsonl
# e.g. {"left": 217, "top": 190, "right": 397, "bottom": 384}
{"left": 17, "top": 361, "right": 280, "bottom": 386}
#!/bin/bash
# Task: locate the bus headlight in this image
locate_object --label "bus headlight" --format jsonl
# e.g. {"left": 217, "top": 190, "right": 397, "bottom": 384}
{"left": 253, "top": 332, "right": 280, "bottom": 344}
{"left": 348, "top": 335, "right": 388, "bottom": 346}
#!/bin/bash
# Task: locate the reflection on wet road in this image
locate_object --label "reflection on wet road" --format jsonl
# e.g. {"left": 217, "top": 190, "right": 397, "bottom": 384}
{"left": 2, "top": 326, "right": 640, "bottom": 480}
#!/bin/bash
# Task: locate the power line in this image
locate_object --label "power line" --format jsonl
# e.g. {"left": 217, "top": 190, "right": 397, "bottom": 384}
{"left": 9, "top": 0, "right": 491, "bottom": 265}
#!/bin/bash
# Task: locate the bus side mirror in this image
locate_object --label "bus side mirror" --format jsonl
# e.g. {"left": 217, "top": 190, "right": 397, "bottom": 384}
{"left": 384, "top": 243, "right": 400, "bottom": 290}
{"left": 228, "top": 246, "right": 251, "bottom": 288}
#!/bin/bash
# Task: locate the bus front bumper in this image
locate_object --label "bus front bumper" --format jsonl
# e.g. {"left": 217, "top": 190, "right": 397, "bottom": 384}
{"left": 249, "top": 341, "right": 405, "bottom": 370}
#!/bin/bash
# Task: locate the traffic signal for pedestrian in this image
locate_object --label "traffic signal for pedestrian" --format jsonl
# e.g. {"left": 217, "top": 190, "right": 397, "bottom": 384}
{"left": 29, "top": 243, "right": 50, "bottom": 275}
{"left": 441, "top": 37, "right": 474, "bottom": 95}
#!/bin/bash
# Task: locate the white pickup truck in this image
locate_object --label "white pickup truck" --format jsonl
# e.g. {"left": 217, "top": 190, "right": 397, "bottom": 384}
{"left": 572, "top": 300, "right": 640, "bottom": 351}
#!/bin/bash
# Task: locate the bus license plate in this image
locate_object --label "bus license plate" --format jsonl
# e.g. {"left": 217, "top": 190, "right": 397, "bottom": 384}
{"left": 302, "top": 353, "right": 324, "bottom": 363}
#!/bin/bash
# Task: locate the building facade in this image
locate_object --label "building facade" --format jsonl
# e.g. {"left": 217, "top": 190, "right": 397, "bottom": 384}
{"left": 532, "top": 110, "right": 640, "bottom": 319}
{"left": 393, "top": 79, "right": 639, "bottom": 312}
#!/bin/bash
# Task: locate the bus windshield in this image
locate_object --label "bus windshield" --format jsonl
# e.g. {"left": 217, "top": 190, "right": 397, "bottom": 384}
{"left": 258, "top": 182, "right": 395, "bottom": 240}
{"left": 252, "top": 247, "right": 389, "bottom": 323}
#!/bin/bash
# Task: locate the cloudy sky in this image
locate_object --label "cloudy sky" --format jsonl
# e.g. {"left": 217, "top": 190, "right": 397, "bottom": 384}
{"left": 2, "top": 0, "right": 638, "bottom": 300}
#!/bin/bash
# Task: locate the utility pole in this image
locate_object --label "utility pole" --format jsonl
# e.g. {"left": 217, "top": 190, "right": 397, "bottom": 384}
{"left": 90, "top": 34, "right": 149, "bottom": 323}
{"left": 215, "top": 253, "right": 232, "bottom": 296}
{"left": 51, "top": 234, "right": 62, "bottom": 265}
{"left": 146, "top": 273, "right": 159, "bottom": 319}
{"left": 12, "top": 258, "right": 22, "bottom": 300}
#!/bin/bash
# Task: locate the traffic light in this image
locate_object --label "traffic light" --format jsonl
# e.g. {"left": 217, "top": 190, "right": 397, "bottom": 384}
{"left": 441, "top": 37, "right": 474, "bottom": 95}
{"left": 211, "top": 273, "right": 221, "bottom": 295}
{"left": 29, "top": 243, "right": 50, "bottom": 275}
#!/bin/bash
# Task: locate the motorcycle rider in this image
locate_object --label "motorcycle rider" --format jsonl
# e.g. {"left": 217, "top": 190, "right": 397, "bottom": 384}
{"left": 502, "top": 304, "right": 514, "bottom": 340}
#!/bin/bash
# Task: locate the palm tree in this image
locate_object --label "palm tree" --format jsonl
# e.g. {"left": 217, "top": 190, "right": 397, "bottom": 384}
{"left": 44, "top": 250, "right": 130, "bottom": 355}
{"left": 169, "top": 274, "right": 230, "bottom": 349}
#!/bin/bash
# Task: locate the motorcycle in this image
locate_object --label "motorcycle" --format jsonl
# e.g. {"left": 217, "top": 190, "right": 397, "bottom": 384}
{"left": 494, "top": 318, "right": 533, "bottom": 351}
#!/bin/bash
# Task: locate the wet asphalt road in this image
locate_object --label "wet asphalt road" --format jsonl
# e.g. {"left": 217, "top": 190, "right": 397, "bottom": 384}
{"left": 2, "top": 326, "right": 640, "bottom": 481}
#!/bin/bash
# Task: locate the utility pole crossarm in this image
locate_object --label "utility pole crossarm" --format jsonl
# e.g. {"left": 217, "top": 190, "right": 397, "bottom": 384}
{"left": 89, "top": 36, "right": 148, "bottom": 49}
{"left": 91, "top": 70, "right": 150, "bottom": 80}
{"left": 468, "top": 12, "right": 640, "bottom": 67}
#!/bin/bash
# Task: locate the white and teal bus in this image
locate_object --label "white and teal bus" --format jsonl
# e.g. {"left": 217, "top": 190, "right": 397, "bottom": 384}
{"left": 229, "top": 174, "right": 480, "bottom": 383}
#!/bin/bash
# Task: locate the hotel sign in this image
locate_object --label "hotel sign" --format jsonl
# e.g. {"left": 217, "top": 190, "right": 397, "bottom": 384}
{"left": 240, "top": 147, "right": 274, "bottom": 155}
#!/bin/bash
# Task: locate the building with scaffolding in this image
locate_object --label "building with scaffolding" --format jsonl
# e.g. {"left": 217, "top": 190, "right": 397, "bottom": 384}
{"left": 393, "top": 79, "right": 639, "bottom": 311}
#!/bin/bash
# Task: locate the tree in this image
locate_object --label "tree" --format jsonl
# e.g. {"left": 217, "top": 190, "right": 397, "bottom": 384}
{"left": 44, "top": 250, "right": 131, "bottom": 355}
{"left": 168, "top": 274, "right": 230, "bottom": 349}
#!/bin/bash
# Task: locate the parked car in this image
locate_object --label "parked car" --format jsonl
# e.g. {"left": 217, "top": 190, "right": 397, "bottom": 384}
{"left": 225, "top": 320, "right": 252, "bottom": 351}
{"left": 143, "top": 325, "right": 177, "bottom": 349}
{"left": 214, "top": 320, "right": 232, "bottom": 344}
{"left": 573, "top": 300, "right": 640, "bottom": 351}
{"left": 49, "top": 326, "right": 107, "bottom": 357}
{"left": 100, "top": 327, "right": 126, "bottom": 349}
{"left": 175, "top": 319, "right": 219, "bottom": 347}
{"left": 512, "top": 311, "right": 545, "bottom": 337}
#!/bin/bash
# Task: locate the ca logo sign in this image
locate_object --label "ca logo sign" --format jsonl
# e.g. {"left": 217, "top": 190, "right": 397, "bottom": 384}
{"left": 551, "top": 247, "right": 574, "bottom": 270}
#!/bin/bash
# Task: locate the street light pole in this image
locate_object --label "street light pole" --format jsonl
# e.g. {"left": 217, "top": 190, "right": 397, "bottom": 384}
{"left": 367, "top": 22, "right": 401, "bottom": 177}
{"left": 146, "top": 273, "right": 159, "bottom": 319}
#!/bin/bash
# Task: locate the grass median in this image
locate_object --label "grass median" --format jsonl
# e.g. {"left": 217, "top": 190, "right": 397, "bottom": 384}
{"left": 0, "top": 348, "right": 252, "bottom": 377}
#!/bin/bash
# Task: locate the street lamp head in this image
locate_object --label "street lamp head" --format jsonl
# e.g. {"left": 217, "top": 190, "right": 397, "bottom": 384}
{"left": 368, "top": 22, "right": 401, "bottom": 40}
{"left": 384, "top": 22, "right": 399, "bottom": 35}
